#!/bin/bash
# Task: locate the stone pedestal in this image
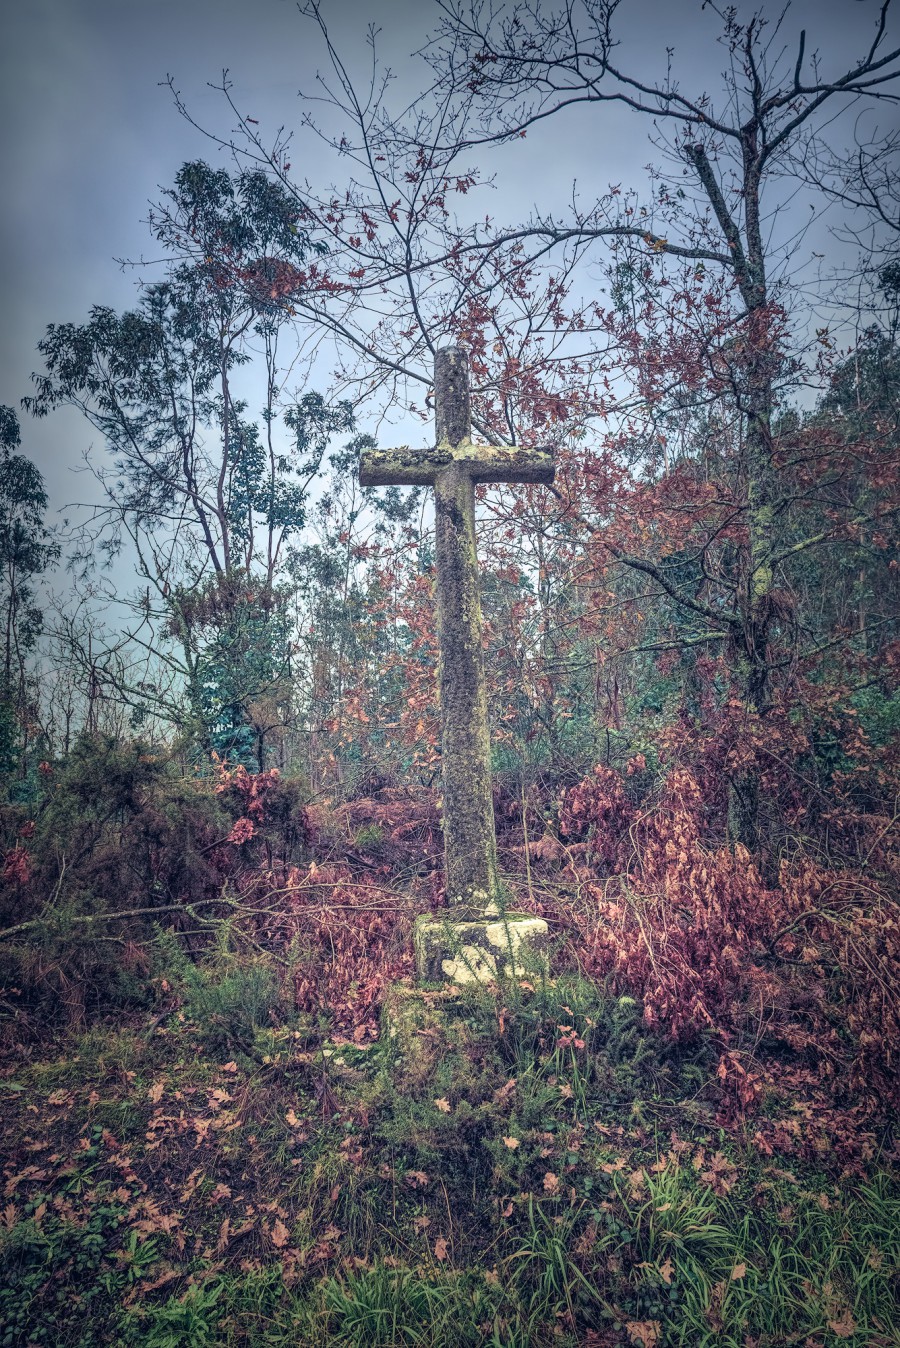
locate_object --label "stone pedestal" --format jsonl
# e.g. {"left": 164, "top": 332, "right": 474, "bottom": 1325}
{"left": 380, "top": 981, "right": 475, "bottom": 1087}
{"left": 413, "top": 910, "right": 549, "bottom": 985}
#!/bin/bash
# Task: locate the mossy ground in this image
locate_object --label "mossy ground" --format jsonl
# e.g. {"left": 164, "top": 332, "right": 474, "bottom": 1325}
{"left": 2, "top": 958, "right": 899, "bottom": 1348}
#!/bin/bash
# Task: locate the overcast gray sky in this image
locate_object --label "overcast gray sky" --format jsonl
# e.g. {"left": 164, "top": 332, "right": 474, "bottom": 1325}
{"left": 1, "top": 0, "right": 896, "bottom": 521}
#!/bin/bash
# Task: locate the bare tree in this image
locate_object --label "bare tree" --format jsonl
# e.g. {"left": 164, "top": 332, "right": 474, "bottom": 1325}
{"left": 169, "top": 2, "right": 900, "bottom": 841}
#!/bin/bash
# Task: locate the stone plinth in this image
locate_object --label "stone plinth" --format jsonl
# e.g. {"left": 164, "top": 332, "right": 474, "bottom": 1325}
{"left": 413, "top": 911, "right": 549, "bottom": 985}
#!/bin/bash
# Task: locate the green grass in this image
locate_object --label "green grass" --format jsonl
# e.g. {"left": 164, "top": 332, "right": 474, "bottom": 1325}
{"left": 1, "top": 965, "right": 898, "bottom": 1347}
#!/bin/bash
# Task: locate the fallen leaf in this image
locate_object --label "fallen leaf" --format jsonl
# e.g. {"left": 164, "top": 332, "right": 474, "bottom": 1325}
{"left": 629, "top": 1168, "right": 648, "bottom": 1195}
{"left": 731, "top": 1262, "right": 747, "bottom": 1281}
{"left": 827, "top": 1310, "right": 856, "bottom": 1339}
{"left": 411, "top": 1215, "right": 431, "bottom": 1231}
{"left": 271, "top": 1218, "right": 290, "bottom": 1248}
{"left": 503, "top": 1137, "right": 520, "bottom": 1150}
{"left": 180, "top": 1169, "right": 203, "bottom": 1202}
{"left": 543, "top": 1172, "right": 560, "bottom": 1194}
{"left": 142, "top": 1266, "right": 180, "bottom": 1294}
{"left": 626, "top": 1320, "right": 661, "bottom": 1347}
{"left": 660, "top": 1257, "right": 674, "bottom": 1285}
{"left": 147, "top": 1081, "right": 165, "bottom": 1105}
{"left": 433, "top": 1235, "right": 448, "bottom": 1261}
{"left": 434, "top": 1097, "right": 451, "bottom": 1113}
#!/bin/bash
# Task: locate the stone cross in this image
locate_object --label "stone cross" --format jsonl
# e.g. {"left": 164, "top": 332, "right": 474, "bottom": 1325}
{"left": 360, "top": 347, "right": 554, "bottom": 926}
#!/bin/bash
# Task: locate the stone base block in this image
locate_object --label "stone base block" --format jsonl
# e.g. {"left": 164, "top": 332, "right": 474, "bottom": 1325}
{"left": 413, "top": 910, "right": 550, "bottom": 985}
{"left": 380, "top": 981, "right": 469, "bottom": 1083}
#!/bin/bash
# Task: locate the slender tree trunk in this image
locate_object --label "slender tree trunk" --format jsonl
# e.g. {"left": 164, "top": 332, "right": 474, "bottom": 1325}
{"left": 690, "top": 136, "right": 781, "bottom": 851}
{"left": 729, "top": 342, "right": 777, "bottom": 852}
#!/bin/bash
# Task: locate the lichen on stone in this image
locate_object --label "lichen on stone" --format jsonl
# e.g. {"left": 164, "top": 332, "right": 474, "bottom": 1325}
{"left": 414, "top": 912, "right": 549, "bottom": 985}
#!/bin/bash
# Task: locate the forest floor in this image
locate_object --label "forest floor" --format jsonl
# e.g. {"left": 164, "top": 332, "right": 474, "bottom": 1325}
{"left": 2, "top": 958, "right": 899, "bottom": 1348}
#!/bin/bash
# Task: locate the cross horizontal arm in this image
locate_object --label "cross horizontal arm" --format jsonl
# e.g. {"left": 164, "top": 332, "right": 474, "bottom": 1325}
{"left": 359, "top": 441, "right": 555, "bottom": 487}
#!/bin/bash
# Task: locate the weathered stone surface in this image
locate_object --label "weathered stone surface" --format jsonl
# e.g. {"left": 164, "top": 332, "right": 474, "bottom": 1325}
{"left": 434, "top": 345, "right": 471, "bottom": 448}
{"left": 357, "top": 346, "right": 555, "bottom": 922}
{"left": 359, "top": 440, "right": 554, "bottom": 487}
{"left": 433, "top": 460, "right": 498, "bottom": 912}
{"left": 379, "top": 981, "right": 473, "bottom": 1091}
{"left": 413, "top": 911, "right": 550, "bottom": 985}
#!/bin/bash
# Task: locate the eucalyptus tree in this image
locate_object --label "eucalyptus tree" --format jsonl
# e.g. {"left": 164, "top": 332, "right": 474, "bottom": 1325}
{"left": 0, "top": 407, "right": 58, "bottom": 778}
{"left": 26, "top": 162, "right": 353, "bottom": 763}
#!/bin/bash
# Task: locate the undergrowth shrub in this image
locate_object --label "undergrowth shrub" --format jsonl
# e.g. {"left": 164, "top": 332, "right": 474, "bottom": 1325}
{"left": 3, "top": 708, "right": 897, "bottom": 1124}
{"left": 0, "top": 737, "right": 314, "bottom": 1033}
{"left": 551, "top": 745, "right": 900, "bottom": 1113}
{"left": 158, "top": 930, "right": 286, "bottom": 1056}
{"left": 0, "top": 917, "right": 152, "bottom": 1029}
{"left": 244, "top": 861, "right": 416, "bottom": 1037}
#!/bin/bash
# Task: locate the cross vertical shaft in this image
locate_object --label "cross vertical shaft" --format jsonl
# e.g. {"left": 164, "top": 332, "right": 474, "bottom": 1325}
{"left": 431, "top": 348, "right": 498, "bottom": 912}
{"left": 359, "top": 347, "right": 554, "bottom": 920}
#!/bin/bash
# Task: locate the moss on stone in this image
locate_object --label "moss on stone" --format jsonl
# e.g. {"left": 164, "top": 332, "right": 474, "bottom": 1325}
{"left": 413, "top": 911, "right": 550, "bottom": 985}
{"left": 433, "top": 462, "right": 499, "bottom": 912}
{"left": 379, "top": 981, "right": 483, "bottom": 1092}
{"left": 358, "top": 346, "right": 555, "bottom": 929}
